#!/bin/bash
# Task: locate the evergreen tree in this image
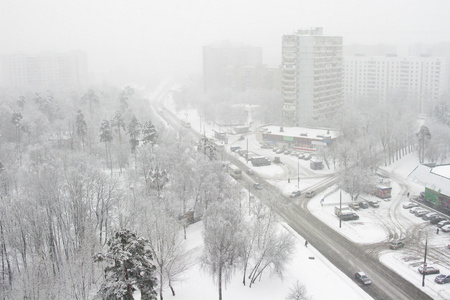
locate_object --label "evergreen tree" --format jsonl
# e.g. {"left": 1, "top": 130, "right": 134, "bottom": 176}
{"left": 76, "top": 110, "right": 88, "bottom": 151}
{"left": 100, "top": 119, "right": 113, "bottom": 172}
{"left": 95, "top": 229, "right": 158, "bottom": 300}
{"left": 142, "top": 121, "right": 157, "bottom": 146}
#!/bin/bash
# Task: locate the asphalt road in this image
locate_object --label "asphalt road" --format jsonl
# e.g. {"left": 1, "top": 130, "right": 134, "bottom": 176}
{"left": 155, "top": 104, "right": 433, "bottom": 300}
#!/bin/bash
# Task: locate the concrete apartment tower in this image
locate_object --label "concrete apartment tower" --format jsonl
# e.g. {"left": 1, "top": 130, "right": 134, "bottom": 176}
{"left": 282, "top": 28, "right": 343, "bottom": 126}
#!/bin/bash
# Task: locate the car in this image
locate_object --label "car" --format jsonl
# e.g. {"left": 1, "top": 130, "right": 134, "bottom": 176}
{"left": 305, "top": 191, "right": 316, "bottom": 198}
{"left": 246, "top": 169, "right": 255, "bottom": 175}
{"left": 422, "top": 212, "right": 439, "bottom": 221}
{"left": 441, "top": 224, "right": 450, "bottom": 232}
{"left": 409, "top": 207, "right": 421, "bottom": 214}
{"left": 298, "top": 153, "right": 305, "bottom": 159}
{"left": 290, "top": 151, "right": 298, "bottom": 156}
{"left": 389, "top": 240, "right": 405, "bottom": 250}
{"left": 349, "top": 202, "right": 360, "bottom": 210}
{"left": 339, "top": 212, "right": 359, "bottom": 221}
{"left": 272, "top": 148, "right": 279, "bottom": 152}
{"left": 415, "top": 209, "right": 429, "bottom": 217}
{"left": 418, "top": 265, "right": 440, "bottom": 275}
{"left": 303, "top": 153, "right": 312, "bottom": 160}
{"left": 437, "top": 220, "right": 450, "bottom": 228}
{"left": 355, "top": 272, "right": 372, "bottom": 285}
{"left": 275, "top": 149, "right": 284, "bottom": 154}
{"left": 284, "top": 150, "right": 291, "bottom": 155}
{"left": 358, "top": 202, "right": 369, "bottom": 209}
{"left": 403, "top": 202, "right": 418, "bottom": 209}
{"left": 368, "top": 200, "right": 379, "bottom": 208}
{"left": 435, "top": 274, "right": 450, "bottom": 284}
{"left": 290, "top": 190, "right": 301, "bottom": 198}
{"left": 430, "top": 216, "right": 446, "bottom": 224}
{"left": 253, "top": 183, "right": 263, "bottom": 190}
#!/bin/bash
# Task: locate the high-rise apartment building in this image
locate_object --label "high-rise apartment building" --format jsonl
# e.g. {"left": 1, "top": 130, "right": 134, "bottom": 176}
{"left": 282, "top": 28, "right": 343, "bottom": 126}
{"left": 203, "top": 42, "right": 262, "bottom": 92}
{"left": 344, "top": 54, "right": 446, "bottom": 113}
{"left": 0, "top": 51, "right": 88, "bottom": 91}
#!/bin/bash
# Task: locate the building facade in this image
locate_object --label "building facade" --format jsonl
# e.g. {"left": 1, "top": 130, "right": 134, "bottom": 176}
{"left": 344, "top": 54, "right": 446, "bottom": 113}
{"left": 0, "top": 51, "right": 88, "bottom": 92}
{"left": 202, "top": 42, "right": 262, "bottom": 92}
{"left": 281, "top": 28, "right": 343, "bottom": 126}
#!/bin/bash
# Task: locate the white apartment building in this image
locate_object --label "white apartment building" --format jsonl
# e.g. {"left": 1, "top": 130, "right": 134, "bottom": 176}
{"left": 282, "top": 28, "right": 343, "bottom": 126}
{"left": 0, "top": 51, "right": 88, "bottom": 91}
{"left": 344, "top": 54, "right": 446, "bottom": 113}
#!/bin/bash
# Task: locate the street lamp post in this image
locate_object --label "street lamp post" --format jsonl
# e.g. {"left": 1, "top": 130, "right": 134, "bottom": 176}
{"left": 297, "top": 157, "right": 300, "bottom": 187}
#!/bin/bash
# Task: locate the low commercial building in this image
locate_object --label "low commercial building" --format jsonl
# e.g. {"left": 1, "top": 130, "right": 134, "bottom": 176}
{"left": 256, "top": 125, "right": 339, "bottom": 152}
{"left": 408, "top": 164, "right": 450, "bottom": 213}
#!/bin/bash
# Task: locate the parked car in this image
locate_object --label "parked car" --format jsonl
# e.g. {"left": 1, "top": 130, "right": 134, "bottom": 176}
{"left": 290, "top": 190, "right": 301, "bottom": 198}
{"left": 349, "top": 202, "right": 360, "bottom": 210}
{"left": 359, "top": 202, "right": 369, "bottom": 209}
{"left": 437, "top": 220, "right": 450, "bottom": 228}
{"left": 246, "top": 169, "right": 255, "bottom": 175}
{"left": 430, "top": 216, "right": 446, "bottom": 224}
{"left": 418, "top": 265, "right": 440, "bottom": 275}
{"left": 284, "top": 150, "right": 291, "bottom": 155}
{"left": 275, "top": 149, "right": 284, "bottom": 154}
{"left": 435, "top": 274, "right": 450, "bottom": 284}
{"left": 339, "top": 212, "right": 359, "bottom": 221}
{"left": 409, "top": 207, "right": 422, "bottom": 214}
{"left": 422, "top": 212, "right": 439, "bottom": 221}
{"left": 290, "top": 151, "right": 298, "bottom": 156}
{"left": 441, "top": 224, "right": 450, "bottom": 232}
{"left": 305, "top": 191, "right": 316, "bottom": 198}
{"left": 403, "top": 202, "right": 418, "bottom": 209}
{"left": 368, "top": 200, "right": 379, "bottom": 208}
{"left": 303, "top": 153, "right": 312, "bottom": 160}
{"left": 415, "top": 209, "right": 429, "bottom": 217}
{"left": 355, "top": 272, "right": 371, "bottom": 285}
{"left": 272, "top": 148, "right": 279, "bottom": 152}
{"left": 389, "top": 240, "right": 405, "bottom": 250}
{"left": 253, "top": 183, "right": 263, "bottom": 190}
{"left": 298, "top": 153, "right": 305, "bottom": 159}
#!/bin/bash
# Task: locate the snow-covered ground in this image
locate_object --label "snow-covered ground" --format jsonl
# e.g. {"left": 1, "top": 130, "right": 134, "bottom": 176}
{"left": 156, "top": 97, "right": 450, "bottom": 299}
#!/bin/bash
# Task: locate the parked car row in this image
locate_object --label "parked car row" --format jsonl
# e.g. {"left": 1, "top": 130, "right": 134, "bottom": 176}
{"left": 349, "top": 200, "right": 379, "bottom": 210}
{"left": 271, "top": 148, "right": 312, "bottom": 160}
{"left": 406, "top": 202, "right": 450, "bottom": 232}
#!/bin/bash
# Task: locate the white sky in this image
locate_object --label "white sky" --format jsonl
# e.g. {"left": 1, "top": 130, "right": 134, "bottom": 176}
{"left": 2, "top": 0, "right": 450, "bottom": 79}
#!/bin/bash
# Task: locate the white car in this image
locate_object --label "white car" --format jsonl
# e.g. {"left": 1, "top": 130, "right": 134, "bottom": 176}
{"left": 409, "top": 207, "right": 422, "bottom": 214}
{"left": 403, "top": 202, "right": 418, "bottom": 209}
{"left": 441, "top": 224, "right": 450, "bottom": 232}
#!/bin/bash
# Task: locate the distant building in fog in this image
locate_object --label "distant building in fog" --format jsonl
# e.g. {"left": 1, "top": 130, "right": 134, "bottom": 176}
{"left": 0, "top": 51, "right": 88, "bottom": 91}
{"left": 343, "top": 54, "right": 446, "bottom": 113}
{"left": 202, "top": 42, "right": 263, "bottom": 91}
{"left": 281, "top": 28, "right": 343, "bottom": 127}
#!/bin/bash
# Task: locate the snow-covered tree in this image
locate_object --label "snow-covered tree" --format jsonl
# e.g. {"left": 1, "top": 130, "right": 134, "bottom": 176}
{"left": 285, "top": 280, "right": 310, "bottom": 300}
{"left": 95, "top": 229, "right": 158, "bottom": 300}
{"left": 201, "top": 197, "right": 245, "bottom": 300}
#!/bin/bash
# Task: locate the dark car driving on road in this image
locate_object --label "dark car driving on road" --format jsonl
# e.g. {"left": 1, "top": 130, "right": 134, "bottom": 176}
{"left": 390, "top": 241, "right": 405, "bottom": 250}
{"left": 305, "top": 191, "right": 316, "bottom": 198}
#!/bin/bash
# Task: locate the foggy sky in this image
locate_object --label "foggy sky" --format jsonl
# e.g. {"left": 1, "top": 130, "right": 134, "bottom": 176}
{"left": 1, "top": 0, "right": 450, "bottom": 83}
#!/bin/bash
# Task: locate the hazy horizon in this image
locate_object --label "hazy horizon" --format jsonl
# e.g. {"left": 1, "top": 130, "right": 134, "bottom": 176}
{"left": 2, "top": 0, "right": 450, "bottom": 85}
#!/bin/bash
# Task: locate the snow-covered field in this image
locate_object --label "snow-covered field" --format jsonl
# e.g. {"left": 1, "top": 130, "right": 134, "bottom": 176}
{"left": 158, "top": 99, "right": 450, "bottom": 299}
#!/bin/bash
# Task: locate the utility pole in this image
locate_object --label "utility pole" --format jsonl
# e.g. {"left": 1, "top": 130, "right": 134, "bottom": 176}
{"left": 339, "top": 190, "right": 342, "bottom": 228}
{"left": 422, "top": 236, "right": 428, "bottom": 287}
{"left": 297, "top": 157, "right": 300, "bottom": 187}
{"left": 246, "top": 138, "right": 249, "bottom": 164}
